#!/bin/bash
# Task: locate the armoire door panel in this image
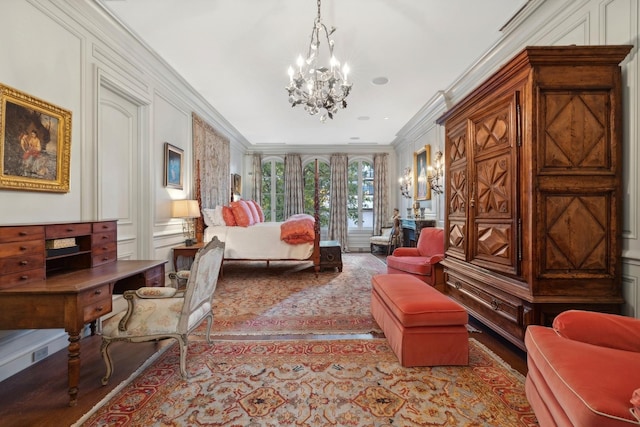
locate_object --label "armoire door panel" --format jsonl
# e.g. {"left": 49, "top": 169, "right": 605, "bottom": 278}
{"left": 446, "top": 220, "right": 466, "bottom": 260}
{"left": 472, "top": 222, "right": 516, "bottom": 274}
{"left": 540, "top": 192, "right": 613, "bottom": 277}
{"left": 540, "top": 90, "right": 613, "bottom": 173}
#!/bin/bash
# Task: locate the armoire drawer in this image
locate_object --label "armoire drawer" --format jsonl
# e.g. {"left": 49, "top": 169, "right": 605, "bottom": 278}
{"left": 445, "top": 271, "right": 522, "bottom": 325}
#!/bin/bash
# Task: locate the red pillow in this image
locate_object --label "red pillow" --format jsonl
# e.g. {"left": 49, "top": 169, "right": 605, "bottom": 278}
{"left": 245, "top": 200, "right": 261, "bottom": 223}
{"left": 250, "top": 200, "right": 265, "bottom": 222}
{"left": 222, "top": 206, "right": 236, "bottom": 226}
{"left": 231, "top": 201, "right": 254, "bottom": 227}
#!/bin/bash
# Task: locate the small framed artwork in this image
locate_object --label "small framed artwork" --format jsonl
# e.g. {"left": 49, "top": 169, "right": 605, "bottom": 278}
{"left": 164, "top": 142, "right": 183, "bottom": 189}
{"left": 0, "top": 83, "right": 72, "bottom": 192}
{"left": 231, "top": 173, "right": 241, "bottom": 202}
{"left": 413, "top": 144, "right": 431, "bottom": 201}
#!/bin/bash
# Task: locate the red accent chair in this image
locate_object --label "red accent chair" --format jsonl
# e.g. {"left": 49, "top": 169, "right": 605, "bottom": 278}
{"left": 386, "top": 228, "right": 444, "bottom": 290}
{"left": 525, "top": 310, "right": 640, "bottom": 427}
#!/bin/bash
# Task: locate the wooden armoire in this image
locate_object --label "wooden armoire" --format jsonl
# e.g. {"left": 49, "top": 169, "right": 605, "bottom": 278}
{"left": 436, "top": 45, "right": 632, "bottom": 349}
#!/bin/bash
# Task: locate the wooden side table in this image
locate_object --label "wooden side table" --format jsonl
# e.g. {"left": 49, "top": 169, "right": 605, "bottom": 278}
{"left": 172, "top": 241, "right": 204, "bottom": 271}
{"left": 319, "top": 240, "right": 343, "bottom": 272}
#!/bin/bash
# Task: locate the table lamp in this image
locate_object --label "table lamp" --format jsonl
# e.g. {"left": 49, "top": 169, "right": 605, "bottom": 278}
{"left": 171, "top": 199, "right": 201, "bottom": 246}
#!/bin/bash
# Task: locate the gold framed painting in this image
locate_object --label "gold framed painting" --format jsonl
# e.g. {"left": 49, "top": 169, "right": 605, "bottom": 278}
{"left": 413, "top": 144, "right": 432, "bottom": 200}
{"left": 231, "top": 173, "right": 241, "bottom": 202}
{"left": 164, "top": 142, "right": 184, "bottom": 189}
{"left": 0, "top": 84, "right": 71, "bottom": 192}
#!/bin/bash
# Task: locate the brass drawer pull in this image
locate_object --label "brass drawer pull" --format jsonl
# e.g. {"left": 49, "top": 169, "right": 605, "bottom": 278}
{"left": 19, "top": 231, "right": 27, "bottom": 236}
{"left": 95, "top": 306, "right": 104, "bottom": 313}
{"left": 20, "top": 275, "right": 28, "bottom": 281}
{"left": 490, "top": 299, "right": 500, "bottom": 310}
{"left": 94, "top": 289, "right": 102, "bottom": 295}
{"left": 20, "top": 260, "right": 28, "bottom": 265}
{"left": 454, "top": 281, "right": 461, "bottom": 290}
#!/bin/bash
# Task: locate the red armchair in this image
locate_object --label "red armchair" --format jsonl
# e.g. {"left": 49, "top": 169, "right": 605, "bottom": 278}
{"left": 525, "top": 310, "right": 640, "bottom": 427}
{"left": 386, "top": 228, "right": 444, "bottom": 290}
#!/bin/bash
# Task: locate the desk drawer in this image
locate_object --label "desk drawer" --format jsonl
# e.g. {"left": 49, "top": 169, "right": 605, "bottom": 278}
{"left": 92, "top": 231, "right": 116, "bottom": 247}
{"left": 144, "top": 264, "right": 165, "bottom": 287}
{"left": 0, "top": 253, "right": 45, "bottom": 274}
{"left": 0, "top": 226, "right": 45, "bottom": 243}
{"left": 0, "top": 268, "right": 46, "bottom": 289}
{"left": 0, "top": 240, "right": 44, "bottom": 258}
{"left": 93, "top": 221, "right": 117, "bottom": 233}
{"left": 46, "top": 223, "right": 92, "bottom": 239}
{"left": 92, "top": 241, "right": 116, "bottom": 256}
{"left": 80, "top": 284, "right": 111, "bottom": 305}
{"left": 83, "top": 298, "right": 112, "bottom": 323}
{"left": 92, "top": 251, "right": 117, "bottom": 267}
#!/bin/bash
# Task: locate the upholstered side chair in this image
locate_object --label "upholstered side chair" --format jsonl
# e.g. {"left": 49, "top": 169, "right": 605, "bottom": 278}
{"left": 370, "top": 218, "right": 400, "bottom": 255}
{"left": 100, "top": 237, "right": 224, "bottom": 385}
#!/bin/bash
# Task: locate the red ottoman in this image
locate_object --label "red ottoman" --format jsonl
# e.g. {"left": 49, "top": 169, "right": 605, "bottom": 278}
{"left": 371, "top": 273, "right": 468, "bottom": 367}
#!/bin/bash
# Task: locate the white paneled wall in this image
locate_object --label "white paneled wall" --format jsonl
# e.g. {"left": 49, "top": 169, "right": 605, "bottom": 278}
{"left": 394, "top": 0, "right": 640, "bottom": 317}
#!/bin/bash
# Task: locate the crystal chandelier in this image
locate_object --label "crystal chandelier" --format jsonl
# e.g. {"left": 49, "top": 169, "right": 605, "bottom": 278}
{"left": 286, "top": 0, "right": 352, "bottom": 122}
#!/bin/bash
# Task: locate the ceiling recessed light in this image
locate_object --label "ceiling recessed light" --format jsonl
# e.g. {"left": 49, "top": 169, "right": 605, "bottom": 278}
{"left": 357, "top": 116, "right": 370, "bottom": 121}
{"left": 350, "top": 137, "right": 360, "bottom": 140}
{"left": 372, "top": 76, "right": 389, "bottom": 85}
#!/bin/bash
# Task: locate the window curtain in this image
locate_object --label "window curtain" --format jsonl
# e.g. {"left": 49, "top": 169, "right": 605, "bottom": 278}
{"left": 284, "top": 154, "right": 304, "bottom": 218}
{"left": 328, "top": 154, "right": 348, "bottom": 252}
{"left": 251, "top": 153, "right": 262, "bottom": 203}
{"left": 373, "top": 153, "right": 389, "bottom": 233}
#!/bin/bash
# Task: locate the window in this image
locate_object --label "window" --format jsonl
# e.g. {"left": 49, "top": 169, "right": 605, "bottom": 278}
{"left": 303, "top": 160, "right": 330, "bottom": 227}
{"left": 348, "top": 160, "right": 373, "bottom": 229}
{"left": 261, "top": 158, "right": 284, "bottom": 222}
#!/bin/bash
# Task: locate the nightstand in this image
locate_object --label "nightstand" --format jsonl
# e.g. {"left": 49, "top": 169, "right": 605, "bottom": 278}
{"left": 172, "top": 241, "right": 205, "bottom": 271}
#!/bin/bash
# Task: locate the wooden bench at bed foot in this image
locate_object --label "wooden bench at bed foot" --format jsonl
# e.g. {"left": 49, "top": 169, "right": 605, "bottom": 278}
{"left": 371, "top": 273, "right": 469, "bottom": 367}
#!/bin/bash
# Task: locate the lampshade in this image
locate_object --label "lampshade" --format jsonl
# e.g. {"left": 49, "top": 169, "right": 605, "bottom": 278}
{"left": 171, "top": 200, "right": 201, "bottom": 218}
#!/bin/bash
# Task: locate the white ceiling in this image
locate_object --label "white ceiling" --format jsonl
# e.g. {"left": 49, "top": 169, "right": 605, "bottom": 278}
{"left": 99, "top": 0, "right": 527, "bottom": 146}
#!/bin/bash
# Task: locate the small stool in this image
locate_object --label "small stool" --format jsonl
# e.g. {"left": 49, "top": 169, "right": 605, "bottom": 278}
{"left": 319, "top": 240, "right": 343, "bottom": 272}
{"left": 371, "top": 273, "right": 469, "bottom": 367}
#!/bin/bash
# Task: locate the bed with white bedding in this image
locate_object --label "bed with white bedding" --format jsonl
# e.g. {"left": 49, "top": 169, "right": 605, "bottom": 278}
{"left": 203, "top": 221, "right": 314, "bottom": 260}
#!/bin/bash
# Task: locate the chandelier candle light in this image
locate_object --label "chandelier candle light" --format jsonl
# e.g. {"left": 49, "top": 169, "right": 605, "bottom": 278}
{"left": 286, "top": 0, "right": 352, "bottom": 122}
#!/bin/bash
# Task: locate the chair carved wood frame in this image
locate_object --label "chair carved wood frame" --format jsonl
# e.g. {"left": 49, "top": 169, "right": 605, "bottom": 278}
{"left": 100, "top": 237, "right": 225, "bottom": 385}
{"left": 370, "top": 218, "right": 400, "bottom": 255}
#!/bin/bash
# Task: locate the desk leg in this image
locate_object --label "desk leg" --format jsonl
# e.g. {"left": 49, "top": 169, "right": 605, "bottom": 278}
{"left": 67, "top": 330, "right": 81, "bottom": 406}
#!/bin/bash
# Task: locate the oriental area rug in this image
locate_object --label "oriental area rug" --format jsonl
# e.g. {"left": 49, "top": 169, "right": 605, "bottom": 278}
{"left": 204, "top": 253, "right": 388, "bottom": 336}
{"left": 74, "top": 338, "right": 536, "bottom": 426}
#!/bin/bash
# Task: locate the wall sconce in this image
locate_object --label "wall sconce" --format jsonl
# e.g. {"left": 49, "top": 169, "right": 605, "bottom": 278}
{"left": 399, "top": 166, "right": 412, "bottom": 199}
{"left": 171, "top": 199, "right": 201, "bottom": 246}
{"left": 428, "top": 150, "right": 444, "bottom": 195}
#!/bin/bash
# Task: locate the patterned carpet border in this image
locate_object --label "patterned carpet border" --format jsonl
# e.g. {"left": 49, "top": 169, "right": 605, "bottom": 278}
{"left": 74, "top": 337, "right": 536, "bottom": 426}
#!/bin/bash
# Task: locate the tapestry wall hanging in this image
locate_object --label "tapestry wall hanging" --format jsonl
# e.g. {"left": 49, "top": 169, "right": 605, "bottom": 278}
{"left": 192, "top": 112, "right": 229, "bottom": 209}
{"left": 0, "top": 83, "right": 71, "bottom": 192}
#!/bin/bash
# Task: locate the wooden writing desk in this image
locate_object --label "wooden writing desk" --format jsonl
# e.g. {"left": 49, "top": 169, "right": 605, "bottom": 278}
{"left": 0, "top": 259, "right": 165, "bottom": 406}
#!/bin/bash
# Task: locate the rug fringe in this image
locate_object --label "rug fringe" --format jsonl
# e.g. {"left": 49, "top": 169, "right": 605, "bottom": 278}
{"left": 70, "top": 344, "right": 173, "bottom": 427}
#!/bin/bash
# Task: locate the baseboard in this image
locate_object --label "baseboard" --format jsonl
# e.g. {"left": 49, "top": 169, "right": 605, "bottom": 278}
{"left": 0, "top": 326, "right": 90, "bottom": 382}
